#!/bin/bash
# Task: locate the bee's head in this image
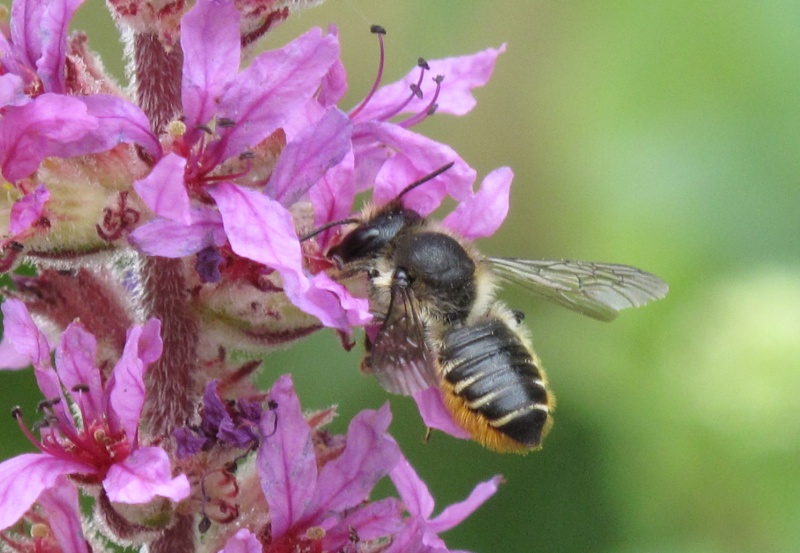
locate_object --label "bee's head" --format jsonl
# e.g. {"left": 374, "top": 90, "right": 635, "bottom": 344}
{"left": 327, "top": 205, "right": 422, "bottom": 266}
{"left": 300, "top": 162, "right": 454, "bottom": 267}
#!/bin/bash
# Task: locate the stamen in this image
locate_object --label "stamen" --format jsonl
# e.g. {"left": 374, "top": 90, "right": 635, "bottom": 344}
{"left": 400, "top": 75, "right": 444, "bottom": 128}
{"left": 374, "top": 57, "right": 429, "bottom": 121}
{"left": 348, "top": 25, "right": 387, "bottom": 120}
{"left": 11, "top": 408, "right": 50, "bottom": 455}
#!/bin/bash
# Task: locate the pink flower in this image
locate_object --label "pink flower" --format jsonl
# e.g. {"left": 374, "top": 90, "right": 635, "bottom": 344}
{"left": 0, "top": 299, "right": 190, "bottom": 531}
{"left": 128, "top": 0, "right": 368, "bottom": 333}
{"left": 0, "top": 0, "right": 84, "bottom": 98}
{"left": 257, "top": 375, "right": 404, "bottom": 551}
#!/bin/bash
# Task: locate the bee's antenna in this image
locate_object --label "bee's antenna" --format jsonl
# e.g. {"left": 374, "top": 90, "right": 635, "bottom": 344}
{"left": 396, "top": 162, "right": 455, "bottom": 200}
{"left": 299, "top": 218, "right": 359, "bottom": 242}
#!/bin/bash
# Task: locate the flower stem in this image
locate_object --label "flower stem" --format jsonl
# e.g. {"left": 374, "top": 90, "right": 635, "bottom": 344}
{"left": 132, "top": 32, "right": 198, "bottom": 551}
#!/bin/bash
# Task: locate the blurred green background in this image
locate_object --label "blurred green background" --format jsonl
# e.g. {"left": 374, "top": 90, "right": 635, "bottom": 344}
{"left": 2, "top": 1, "right": 799, "bottom": 552}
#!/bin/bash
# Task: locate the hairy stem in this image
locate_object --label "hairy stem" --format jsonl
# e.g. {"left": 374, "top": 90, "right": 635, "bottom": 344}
{"left": 132, "top": 31, "right": 198, "bottom": 552}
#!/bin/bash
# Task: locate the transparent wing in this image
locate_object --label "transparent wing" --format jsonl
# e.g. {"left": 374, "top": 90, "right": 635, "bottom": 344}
{"left": 489, "top": 257, "right": 669, "bottom": 321}
{"left": 363, "top": 283, "right": 439, "bottom": 395}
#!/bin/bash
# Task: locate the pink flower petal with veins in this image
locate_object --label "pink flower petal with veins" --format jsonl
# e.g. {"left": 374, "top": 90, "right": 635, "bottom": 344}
{"left": 321, "top": 497, "right": 405, "bottom": 551}
{"left": 0, "top": 453, "right": 94, "bottom": 531}
{"left": 11, "top": 0, "right": 84, "bottom": 94}
{"left": 256, "top": 375, "right": 317, "bottom": 539}
{"left": 128, "top": 207, "right": 227, "bottom": 257}
{"left": 427, "top": 474, "right": 502, "bottom": 533}
{"left": 309, "top": 404, "right": 400, "bottom": 519}
{"left": 0, "top": 73, "right": 28, "bottom": 107}
{"left": 55, "top": 322, "right": 103, "bottom": 422}
{"left": 412, "top": 387, "right": 471, "bottom": 441}
{"left": 210, "top": 27, "right": 340, "bottom": 163}
{"left": 181, "top": 0, "right": 241, "bottom": 136}
{"left": 0, "top": 94, "right": 96, "bottom": 181}
{"left": 388, "top": 455, "right": 435, "bottom": 519}
{"left": 134, "top": 153, "right": 191, "bottom": 223}
{"left": 266, "top": 107, "right": 352, "bottom": 206}
{"left": 0, "top": 298, "right": 52, "bottom": 370}
{"left": 36, "top": 476, "right": 90, "bottom": 553}
{"left": 104, "top": 446, "right": 190, "bottom": 504}
{"left": 318, "top": 25, "right": 348, "bottom": 108}
{"left": 353, "top": 121, "right": 476, "bottom": 214}
{"left": 107, "top": 321, "right": 162, "bottom": 442}
{"left": 441, "top": 167, "right": 513, "bottom": 240}
{"left": 210, "top": 183, "right": 370, "bottom": 331}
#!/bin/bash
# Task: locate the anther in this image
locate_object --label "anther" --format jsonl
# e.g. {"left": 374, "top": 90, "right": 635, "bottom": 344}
{"left": 37, "top": 397, "right": 61, "bottom": 411}
{"left": 417, "top": 57, "right": 430, "bottom": 70}
{"left": 11, "top": 406, "right": 22, "bottom": 419}
{"left": 370, "top": 24, "right": 386, "bottom": 35}
{"left": 217, "top": 118, "right": 236, "bottom": 128}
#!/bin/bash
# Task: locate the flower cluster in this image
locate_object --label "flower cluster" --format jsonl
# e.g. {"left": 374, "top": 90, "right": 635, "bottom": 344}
{"left": 0, "top": 0, "right": 514, "bottom": 550}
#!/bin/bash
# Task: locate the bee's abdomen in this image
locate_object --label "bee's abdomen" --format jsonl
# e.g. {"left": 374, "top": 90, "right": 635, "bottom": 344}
{"left": 438, "top": 318, "right": 553, "bottom": 452}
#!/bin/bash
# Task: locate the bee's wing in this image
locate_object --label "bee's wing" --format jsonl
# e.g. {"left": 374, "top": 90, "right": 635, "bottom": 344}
{"left": 489, "top": 257, "right": 668, "bottom": 321}
{"left": 363, "top": 284, "right": 439, "bottom": 395}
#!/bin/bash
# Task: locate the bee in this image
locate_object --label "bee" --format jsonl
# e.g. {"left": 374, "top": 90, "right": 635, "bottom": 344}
{"left": 305, "top": 164, "right": 668, "bottom": 453}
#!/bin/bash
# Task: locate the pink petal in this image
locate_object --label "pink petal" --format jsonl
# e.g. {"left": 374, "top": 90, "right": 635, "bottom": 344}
{"left": 66, "top": 94, "right": 161, "bottom": 158}
{"left": 0, "top": 94, "right": 96, "bottom": 181}
{"left": 412, "top": 387, "right": 471, "bottom": 441}
{"left": 128, "top": 207, "right": 226, "bottom": 257}
{"left": 210, "top": 28, "right": 340, "bottom": 162}
{"left": 317, "top": 25, "right": 348, "bottom": 108}
{"left": 181, "top": 0, "right": 241, "bottom": 136}
{"left": 382, "top": 518, "right": 426, "bottom": 553}
{"left": 0, "top": 73, "right": 28, "bottom": 107}
{"left": 209, "top": 182, "right": 301, "bottom": 270}
{"left": 11, "top": 0, "right": 84, "bottom": 94}
{"left": 218, "top": 528, "right": 262, "bottom": 553}
{"left": 9, "top": 183, "right": 49, "bottom": 234}
{"left": 210, "top": 182, "right": 369, "bottom": 332}
{"left": 0, "top": 298, "right": 51, "bottom": 370}
{"left": 0, "top": 453, "right": 94, "bottom": 531}
{"left": 427, "top": 475, "right": 503, "bottom": 534}
{"left": 265, "top": 107, "right": 352, "bottom": 206}
{"left": 305, "top": 272, "right": 373, "bottom": 328}
{"left": 137, "top": 318, "right": 164, "bottom": 366}
{"left": 106, "top": 323, "right": 154, "bottom": 442}
{"left": 309, "top": 150, "right": 356, "bottom": 248}
{"left": 104, "top": 446, "right": 190, "bottom": 503}
{"left": 256, "top": 375, "right": 317, "bottom": 539}
{"left": 133, "top": 153, "right": 190, "bottom": 223}
{"left": 353, "top": 121, "right": 476, "bottom": 214}
{"left": 309, "top": 404, "right": 400, "bottom": 519}
{"left": 36, "top": 476, "right": 90, "bottom": 553}
{"left": 55, "top": 322, "right": 103, "bottom": 423}
{"left": 321, "top": 497, "right": 404, "bottom": 551}
{"left": 355, "top": 44, "right": 507, "bottom": 121}
{"left": 388, "top": 455, "right": 435, "bottom": 520}
{"left": 441, "top": 167, "right": 513, "bottom": 239}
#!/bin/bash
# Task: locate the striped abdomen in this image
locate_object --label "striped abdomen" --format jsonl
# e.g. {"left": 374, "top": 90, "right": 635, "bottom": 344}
{"left": 438, "top": 317, "right": 553, "bottom": 453}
